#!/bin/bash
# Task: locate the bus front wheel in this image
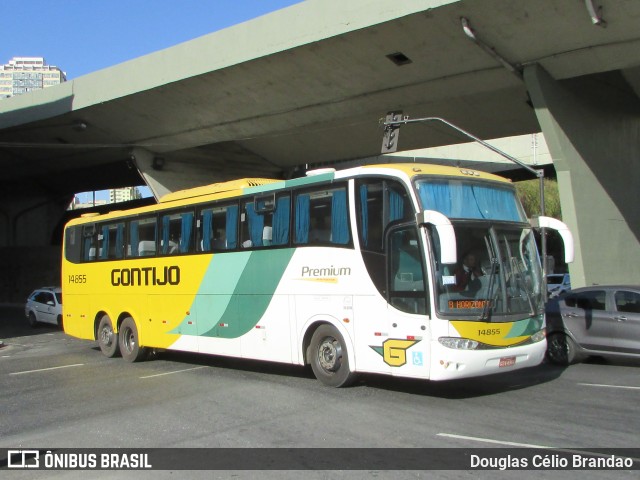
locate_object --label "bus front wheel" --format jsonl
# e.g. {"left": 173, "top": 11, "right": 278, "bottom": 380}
{"left": 119, "top": 317, "right": 149, "bottom": 362}
{"left": 97, "top": 314, "right": 119, "bottom": 358}
{"left": 309, "top": 325, "right": 357, "bottom": 388}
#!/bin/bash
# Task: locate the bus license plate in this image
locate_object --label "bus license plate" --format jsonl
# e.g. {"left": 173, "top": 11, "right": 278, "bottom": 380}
{"left": 499, "top": 356, "right": 516, "bottom": 367}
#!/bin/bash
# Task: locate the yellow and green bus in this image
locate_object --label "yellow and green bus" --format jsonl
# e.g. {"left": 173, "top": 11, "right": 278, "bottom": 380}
{"left": 62, "top": 163, "right": 573, "bottom": 387}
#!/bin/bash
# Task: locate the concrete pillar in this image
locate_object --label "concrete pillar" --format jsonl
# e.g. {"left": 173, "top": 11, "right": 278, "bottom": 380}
{"left": 524, "top": 64, "right": 640, "bottom": 287}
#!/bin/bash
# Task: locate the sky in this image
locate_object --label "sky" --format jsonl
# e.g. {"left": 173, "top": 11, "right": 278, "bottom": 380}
{"left": 2, "top": 0, "right": 303, "bottom": 79}
{"left": 3, "top": 0, "right": 303, "bottom": 202}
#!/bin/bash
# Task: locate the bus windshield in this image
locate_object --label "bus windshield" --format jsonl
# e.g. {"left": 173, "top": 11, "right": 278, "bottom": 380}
{"left": 432, "top": 223, "right": 544, "bottom": 320}
{"left": 415, "top": 177, "right": 526, "bottom": 222}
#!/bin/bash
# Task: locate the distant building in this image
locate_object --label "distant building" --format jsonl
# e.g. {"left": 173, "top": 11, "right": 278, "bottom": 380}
{"left": 0, "top": 57, "right": 67, "bottom": 99}
{"left": 68, "top": 196, "right": 107, "bottom": 211}
{"left": 109, "top": 187, "right": 142, "bottom": 204}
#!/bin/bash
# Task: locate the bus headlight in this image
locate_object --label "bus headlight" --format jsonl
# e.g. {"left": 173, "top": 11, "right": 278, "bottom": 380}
{"left": 438, "top": 337, "right": 479, "bottom": 350}
{"left": 530, "top": 328, "right": 546, "bottom": 343}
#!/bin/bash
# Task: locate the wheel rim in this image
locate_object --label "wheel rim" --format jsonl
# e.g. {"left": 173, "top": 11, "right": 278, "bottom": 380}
{"left": 548, "top": 335, "right": 567, "bottom": 363}
{"left": 317, "top": 336, "right": 342, "bottom": 372}
{"left": 100, "top": 325, "right": 114, "bottom": 347}
{"left": 122, "top": 327, "right": 136, "bottom": 354}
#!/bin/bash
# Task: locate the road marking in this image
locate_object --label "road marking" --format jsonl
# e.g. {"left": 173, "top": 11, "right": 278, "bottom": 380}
{"left": 437, "top": 433, "right": 640, "bottom": 462}
{"left": 140, "top": 366, "right": 206, "bottom": 379}
{"left": 10, "top": 363, "right": 84, "bottom": 375}
{"left": 578, "top": 383, "right": 640, "bottom": 390}
{"left": 438, "top": 433, "right": 551, "bottom": 449}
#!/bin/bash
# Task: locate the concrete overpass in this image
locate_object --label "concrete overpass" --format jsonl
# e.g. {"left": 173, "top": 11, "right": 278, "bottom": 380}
{"left": 1, "top": 0, "right": 639, "bottom": 301}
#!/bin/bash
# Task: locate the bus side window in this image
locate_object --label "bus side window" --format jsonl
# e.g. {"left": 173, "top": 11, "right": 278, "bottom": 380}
{"left": 241, "top": 195, "right": 290, "bottom": 248}
{"left": 65, "top": 226, "right": 83, "bottom": 264}
{"left": 82, "top": 225, "right": 97, "bottom": 262}
{"left": 294, "top": 187, "right": 349, "bottom": 246}
{"left": 357, "top": 179, "right": 412, "bottom": 252}
{"left": 128, "top": 217, "right": 157, "bottom": 257}
{"left": 160, "top": 211, "right": 194, "bottom": 255}
{"left": 97, "top": 222, "right": 125, "bottom": 260}
{"left": 198, "top": 203, "right": 239, "bottom": 252}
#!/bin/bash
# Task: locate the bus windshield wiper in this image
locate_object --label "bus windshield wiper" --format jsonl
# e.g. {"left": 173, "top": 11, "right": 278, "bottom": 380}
{"left": 511, "top": 254, "right": 536, "bottom": 317}
{"left": 480, "top": 257, "right": 498, "bottom": 321}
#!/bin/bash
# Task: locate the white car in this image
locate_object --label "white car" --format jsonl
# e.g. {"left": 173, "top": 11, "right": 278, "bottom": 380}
{"left": 25, "top": 287, "right": 63, "bottom": 328}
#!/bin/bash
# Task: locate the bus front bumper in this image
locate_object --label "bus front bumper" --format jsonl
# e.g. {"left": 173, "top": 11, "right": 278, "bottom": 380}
{"left": 428, "top": 338, "right": 547, "bottom": 381}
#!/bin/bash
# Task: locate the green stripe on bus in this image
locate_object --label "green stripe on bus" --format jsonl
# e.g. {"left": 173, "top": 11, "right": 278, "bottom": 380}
{"left": 504, "top": 315, "right": 544, "bottom": 338}
{"left": 174, "top": 249, "right": 295, "bottom": 338}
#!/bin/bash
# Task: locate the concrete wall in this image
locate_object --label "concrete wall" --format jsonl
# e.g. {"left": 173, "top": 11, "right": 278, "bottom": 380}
{"left": 0, "top": 247, "right": 60, "bottom": 304}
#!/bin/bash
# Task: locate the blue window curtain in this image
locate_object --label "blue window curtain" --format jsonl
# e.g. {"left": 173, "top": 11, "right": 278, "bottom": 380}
{"left": 161, "top": 216, "right": 171, "bottom": 254}
{"left": 295, "top": 194, "right": 310, "bottom": 244}
{"left": 115, "top": 224, "right": 124, "bottom": 259}
{"left": 418, "top": 182, "right": 452, "bottom": 217}
{"left": 471, "top": 184, "right": 523, "bottom": 221}
{"left": 388, "top": 188, "right": 404, "bottom": 222}
{"left": 202, "top": 210, "right": 213, "bottom": 251}
{"left": 83, "top": 237, "right": 93, "bottom": 261}
{"left": 226, "top": 205, "right": 238, "bottom": 249}
{"left": 418, "top": 181, "right": 523, "bottom": 222}
{"left": 273, "top": 196, "right": 290, "bottom": 245}
{"left": 100, "top": 225, "right": 109, "bottom": 259}
{"left": 331, "top": 189, "right": 349, "bottom": 244}
{"left": 245, "top": 203, "right": 264, "bottom": 247}
{"left": 180, "top": 213, "right": 193, "bottom": 253}
{"left": 359, "top": 185, "right": 368, "bottom": 247}
{"left": 130, "top": 222, "right": 139, "bottom": 257}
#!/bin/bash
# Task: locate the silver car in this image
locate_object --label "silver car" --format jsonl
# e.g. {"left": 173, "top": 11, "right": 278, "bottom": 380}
{"left": 545, "top": 285, "right": 640, "bottom": 365}
{"left": 25, "top": 287, "right": 63, "bottom": 328}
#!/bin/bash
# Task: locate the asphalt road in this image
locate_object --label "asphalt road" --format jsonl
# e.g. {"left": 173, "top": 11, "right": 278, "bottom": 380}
{"left": 0, "top": 305, "right": 638, "bottom": 479}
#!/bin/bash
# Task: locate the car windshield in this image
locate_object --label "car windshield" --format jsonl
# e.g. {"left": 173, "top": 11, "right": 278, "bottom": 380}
{"left": 55, "top": 292, "right": 62, "bottom": 304}
{"left": 430, "top": 222, "right": 544, "bottom": 320}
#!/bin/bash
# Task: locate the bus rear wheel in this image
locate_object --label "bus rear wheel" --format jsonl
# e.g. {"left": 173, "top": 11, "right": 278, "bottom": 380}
{"left": 119, "top": 317, "right": 149, "bottom": 362}
{"left": 97, "top": 314, "right": 119, "bottom": 358}
{"left": 309, "top": 325, "right": 357, "bottom": 387}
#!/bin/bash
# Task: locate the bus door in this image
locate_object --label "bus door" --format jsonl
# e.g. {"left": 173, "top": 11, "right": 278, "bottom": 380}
{"left": 385, "top": 225, "right": 431, "bottom": 378}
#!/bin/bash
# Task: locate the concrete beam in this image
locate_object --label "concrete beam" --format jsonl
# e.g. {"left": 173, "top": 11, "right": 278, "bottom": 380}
{"left": 524, "top": 64, "right": 640, "bottom": 287}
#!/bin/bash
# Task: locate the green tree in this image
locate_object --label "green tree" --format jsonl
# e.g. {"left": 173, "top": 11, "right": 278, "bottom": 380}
{"left": 515, "top": 178, "right": 562, "bottom": 219}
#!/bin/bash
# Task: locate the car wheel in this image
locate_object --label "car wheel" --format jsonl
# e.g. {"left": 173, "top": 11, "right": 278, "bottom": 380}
{"left": 118, "top": 317, "right": 149, "bottom": 363}
{"left": 308, "top": 324, "right": 357, "bottom": 387}
{"left": 546, "top": 332, "right": 578, "bottom": 366}
{"left": 57, "top": 315, "right": 63, "bottom": 330}
{"left": 28, "top": 312, "right": 38, "bottom": 328}
{"left": 97, "top": 314, "right": 120, "bottom": 358}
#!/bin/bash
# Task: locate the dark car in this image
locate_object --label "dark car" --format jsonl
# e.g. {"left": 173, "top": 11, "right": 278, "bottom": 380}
{"left": 545, "top": 285, "right": 640, "bottom": 365}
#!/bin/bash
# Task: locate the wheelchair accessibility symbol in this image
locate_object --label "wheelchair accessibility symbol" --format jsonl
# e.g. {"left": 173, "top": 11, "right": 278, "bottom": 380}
{"left": 412, "top": 351, "right": 423, "bottom": 366}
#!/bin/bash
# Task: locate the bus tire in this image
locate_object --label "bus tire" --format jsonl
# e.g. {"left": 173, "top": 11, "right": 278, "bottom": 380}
{"left": 97, "top": 314, "right": 119, "bottom": 358}
{"left": 546, "top": 332, "right": 578, "bottom": 366}
{"left": 118, "top": 317, "right": 149, "bottom": 363}
{"left": 309, "top": 324, "right": 357, "bottom": 387}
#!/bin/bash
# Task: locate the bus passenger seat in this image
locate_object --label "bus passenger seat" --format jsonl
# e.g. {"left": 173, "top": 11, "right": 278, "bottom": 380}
{"left": 262, "top": 226, "right": 272, "bottom": 246}
{"left": 139, "top": 240, "right": 156, "bottom": 256}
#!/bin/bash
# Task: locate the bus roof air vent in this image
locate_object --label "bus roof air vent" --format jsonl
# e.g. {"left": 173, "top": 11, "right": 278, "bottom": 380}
{"left": 306, "top": 168, "right": 336, "bottom": 177}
